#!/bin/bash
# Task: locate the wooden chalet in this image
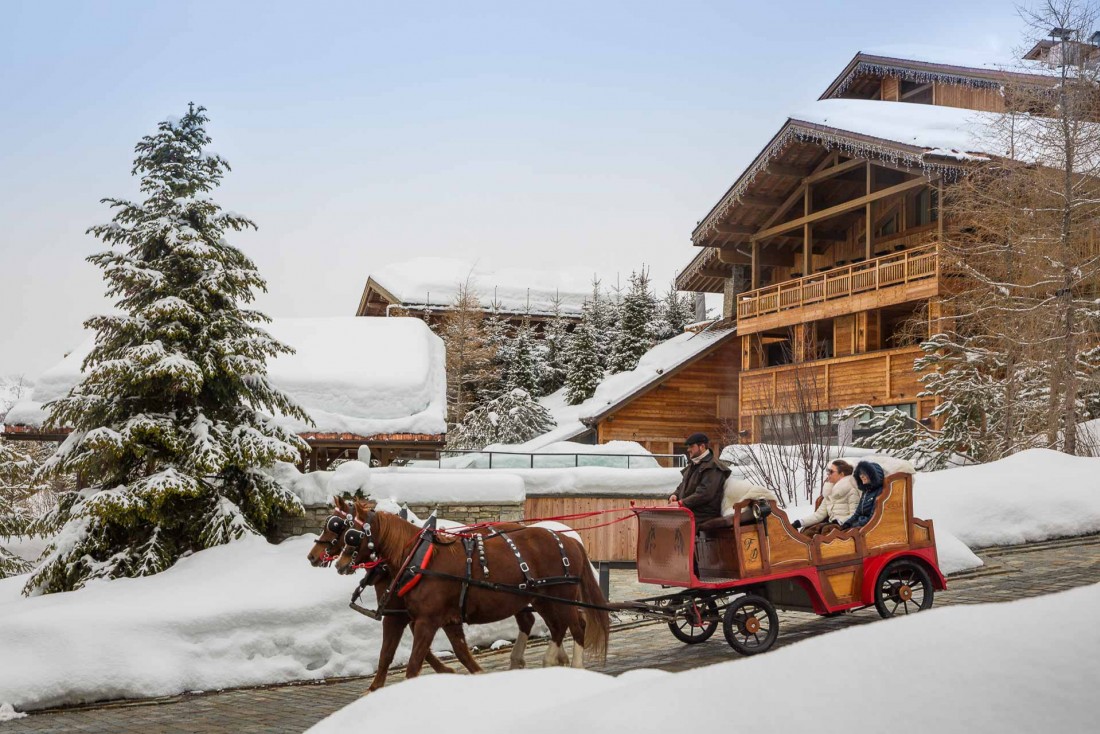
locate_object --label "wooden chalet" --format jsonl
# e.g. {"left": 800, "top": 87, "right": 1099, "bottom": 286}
{"left": 2, "top": 318, "right": 448, "bottom": 469}
{"left": 676, "top": 47, "right": 1064, "bottom": 443}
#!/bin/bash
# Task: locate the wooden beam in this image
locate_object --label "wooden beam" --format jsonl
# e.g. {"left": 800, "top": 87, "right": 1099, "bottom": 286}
{"left": 739, "top": 195, "right": 786, "bottom": 208}
{"left": 803, "top": 157, "right": 866, "bottom": 187}
{"left": 767, "top": 163, "right": 813, "bottom": 178}
{"left": 751, "top": 176, "right": 929, "bottom": 242}
{"left": 751, "top": 242, "right": 760, "bottom": 289}
{"left": 865, "top": 163, "right": 873, "bottom": 260}
{"left": 803, "top": 184, "right": 811, "bottom": 275}
{"left": 698, "top": 266, "right": 731, "bottom": 278}
{"left": 756, "top": 183, "right": 807, "bottom": 233}
{"left": 714, "top": 222, "right": 757, "bottom": 236}
{"left": 718, "top": 245, "right": 788, "bottom": 266}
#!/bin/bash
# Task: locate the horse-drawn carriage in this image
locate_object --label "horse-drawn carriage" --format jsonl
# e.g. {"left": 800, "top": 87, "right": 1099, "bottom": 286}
{"left": 629, "top": 469, "right": 945, "bottom": 654}
{"left": 309, "top": 467, "right": 945, "bottom": 690}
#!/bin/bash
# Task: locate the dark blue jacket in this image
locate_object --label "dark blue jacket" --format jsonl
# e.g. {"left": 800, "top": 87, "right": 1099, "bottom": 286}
{"left": 840, "top": 461, "right": 885, "bottom": 529}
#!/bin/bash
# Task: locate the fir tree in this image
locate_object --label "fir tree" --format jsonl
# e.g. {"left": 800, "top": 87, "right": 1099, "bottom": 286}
{"left": 0, "top": 439, "right": 41, "bottom": 578}
{"left": 564, "top": 311, "right": 603, "bottom": 405}
{"left": 502, "top": 315, "right": 542, "bottom": 396}
{"left": 540, "top": 294, "right": 571, "bottom": 395}
{"left": 448, "top": 388, "right": 556, "bottom": 449}
{"left": 583, "top": 277, "right": 617, "bottom": 370}
{"left": 25, "top": 104, "right": 309, "bottom": 595}
{"left": 609, "top": 268, "right": 658, "bottom": 373}
{"left": 479, "top": 301, "right": 511, "bottom": 402}
{"left": 656, "top": 285, "right": 693, "bottom": 340}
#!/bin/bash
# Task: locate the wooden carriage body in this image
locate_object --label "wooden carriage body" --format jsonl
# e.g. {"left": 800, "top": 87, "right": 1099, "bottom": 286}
{"left": 635, "top": 472, "right": 945, "bottom": 614}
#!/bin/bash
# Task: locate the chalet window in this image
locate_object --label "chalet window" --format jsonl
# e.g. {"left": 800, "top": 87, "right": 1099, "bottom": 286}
{"left": 914, "top": 188, "right": 938, "bottom": 227}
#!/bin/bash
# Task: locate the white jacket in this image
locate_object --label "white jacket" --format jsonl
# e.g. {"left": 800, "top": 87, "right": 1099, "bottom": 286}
{"left": 800, "top": 475, "right": 860, "bottom": 528}
{"left": 721, "top": 478, "right": 778, "bottom": 517}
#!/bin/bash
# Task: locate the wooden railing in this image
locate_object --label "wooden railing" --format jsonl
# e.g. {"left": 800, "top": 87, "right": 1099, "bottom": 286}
{"left": 737, "top": 244, "right": 940, "bottom": 321}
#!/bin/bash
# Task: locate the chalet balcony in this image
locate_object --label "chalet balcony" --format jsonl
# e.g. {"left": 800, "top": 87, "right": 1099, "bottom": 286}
{"left": 735, "top": 243, "right": 940, "bottom": 335}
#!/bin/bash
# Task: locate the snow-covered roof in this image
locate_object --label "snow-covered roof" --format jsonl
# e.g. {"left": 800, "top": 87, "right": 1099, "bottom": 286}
{"left": 693, "top": 99, "right": 1004, "bottom": 243}
{"left": 3, "top": 317, "right": 447, "bottom": 439}
{"left": 514, "top": 324, "right": 738, "bottom": 450}
{"left": 821, "top": 45, "right": 1062, "bottom": 100}
{"left": 361, "top": 257, "right": 600, "bottom": 317}
{"left": 790, "top": 98, "right": 1002, "bottom": 162}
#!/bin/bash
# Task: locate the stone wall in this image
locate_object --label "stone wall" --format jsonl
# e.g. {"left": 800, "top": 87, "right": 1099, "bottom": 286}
{"left": 271, "top": 501, "right": 525, "bottom": 543}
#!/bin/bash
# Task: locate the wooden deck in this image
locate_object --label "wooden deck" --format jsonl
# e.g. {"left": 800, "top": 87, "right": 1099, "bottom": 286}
{"left": 736, "top": 244, "right": 940, "bottom": 334}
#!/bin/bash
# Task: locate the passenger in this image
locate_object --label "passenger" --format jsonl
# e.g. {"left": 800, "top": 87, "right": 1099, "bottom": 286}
{"left": 838, "top": 460, "right": 887, "bottom": 530}
{"left": 792, "top": 460, "right": 858, "bottom": 537}
{"left": 668, "top": 432, "right": 731, "bottom": 526}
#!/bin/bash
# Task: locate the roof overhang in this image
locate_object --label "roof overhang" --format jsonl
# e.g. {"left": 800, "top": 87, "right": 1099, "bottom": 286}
{"left": 820, "top": 51, "right": 1056, "bottom": 101}
{"left": 691, "top": 117, "right": 977, "bottom": 246}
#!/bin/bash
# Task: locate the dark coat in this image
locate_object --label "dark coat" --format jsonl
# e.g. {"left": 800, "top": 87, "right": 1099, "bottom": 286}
{"left": 674, "top": 451, "right": 731, "bottom": 524}
{"left": 840, "top": 460, "right": 886, "bottom": 530}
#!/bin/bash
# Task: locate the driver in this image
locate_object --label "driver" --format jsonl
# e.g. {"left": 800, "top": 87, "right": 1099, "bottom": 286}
{"left": 668, "top": 432, "right": 731, "bottom": 525}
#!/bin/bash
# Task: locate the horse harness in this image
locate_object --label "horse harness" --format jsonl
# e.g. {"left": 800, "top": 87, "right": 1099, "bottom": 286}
{"left": 344, "top": 512, "right": 581, "bottom": 622}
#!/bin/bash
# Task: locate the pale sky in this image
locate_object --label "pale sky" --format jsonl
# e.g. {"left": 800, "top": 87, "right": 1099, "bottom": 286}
{"left": 1, "top": 0, "right": 1028, "bottom": 377}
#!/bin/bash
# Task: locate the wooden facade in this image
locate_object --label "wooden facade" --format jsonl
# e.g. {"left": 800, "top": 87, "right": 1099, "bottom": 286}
{"left": 591, "top": 334, "right": 740, "bottom": 454}
{"left": 675, "top": 50, "right": 1060, "bottom": 443}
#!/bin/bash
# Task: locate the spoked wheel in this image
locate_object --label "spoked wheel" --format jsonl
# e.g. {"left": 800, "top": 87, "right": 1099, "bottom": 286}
{"left": 722, "top": 594, "right": 779, "bottom": 655}
{"left": 667, "top": 596, "right": 719, "bottom": 644}
{"left": 874, "top": 559, "right": 934, "bottom": 618}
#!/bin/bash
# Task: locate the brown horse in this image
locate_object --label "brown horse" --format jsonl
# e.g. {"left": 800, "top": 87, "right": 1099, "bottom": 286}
{"left": 335, "top": 500, "right": 609, "bottom": 680}
{"left": 306, "top": 497, "right": 535, "bottom": 692}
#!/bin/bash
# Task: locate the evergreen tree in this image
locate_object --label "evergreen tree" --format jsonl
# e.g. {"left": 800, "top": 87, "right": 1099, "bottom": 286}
{"left": 656, "top": 285, "right": 693, "bottom": 340}
{"left": 0, "top": 439, "right": 40, "bottom": 578}
{"left": 448, "top": 388, "right": 556, "bottom": 449}
{"left": 609, "top": 269, "right": 658, "bottom": 373}
{"left": 502, "top": 315, "right": 542, "bottom": 396}
{"left": 479, "top": 302, "right": 510, "bottom": 402}
{"left": 540, "top": 294, "right": 571, "bottom": 395}
{"left": 564, "top": 311, "right": 603, "bottom": 405}
{"left": 583, "top": 277, "right": 617, "bottom": 370}
{"left": 25, "top": 104, "right": 309, "bottom": 595}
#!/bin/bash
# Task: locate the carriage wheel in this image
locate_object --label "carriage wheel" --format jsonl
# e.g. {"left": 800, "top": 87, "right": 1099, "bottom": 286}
{"left": 874, "top": 559, "right": 934, "bottom": 619}
{"left": 667, "top": 597, "right": 719, "bottom": 644}
{"left": 722, "top": 594, "right": 779, "bottom": 655}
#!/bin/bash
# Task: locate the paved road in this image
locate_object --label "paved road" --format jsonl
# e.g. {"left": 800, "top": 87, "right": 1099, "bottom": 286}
{"left": 8, "top": 534, "right": 1100, "bottom": 733}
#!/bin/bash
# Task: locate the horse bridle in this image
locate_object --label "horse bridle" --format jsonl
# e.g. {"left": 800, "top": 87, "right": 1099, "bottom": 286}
{"left": 314, "top": 513, "right": 351, "bottom": 567}
{"left": 341, "top": 510, "right": 380, "bottom": 569}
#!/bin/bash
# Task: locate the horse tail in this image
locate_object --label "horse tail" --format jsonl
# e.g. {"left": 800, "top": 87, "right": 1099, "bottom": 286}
{"left": 578, "top": 552, "right": 610, "bottom": 665}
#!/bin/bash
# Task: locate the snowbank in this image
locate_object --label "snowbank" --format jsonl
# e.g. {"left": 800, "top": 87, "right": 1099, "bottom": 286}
{"left": 0, "top": 535, "right": 524, "bottom": 711}
{"left": 368, "top": 257, "right": 595, "bottom": 317}
{"left": 309, "top": 582, "right": 1100, "bottom": 734}
{"left": 914, "top": 449, "right": 1100, "bottom": 549}
{"left": 3, "top": 317, "right": 447, "bottom": 437}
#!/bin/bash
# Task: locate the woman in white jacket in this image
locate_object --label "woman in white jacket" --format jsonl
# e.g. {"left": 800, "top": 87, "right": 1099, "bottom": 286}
{"left": 793, "top": 460, "right": 860, "bottom": 537}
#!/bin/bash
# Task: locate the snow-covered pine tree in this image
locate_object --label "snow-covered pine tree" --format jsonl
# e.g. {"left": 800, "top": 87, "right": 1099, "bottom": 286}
{"left": 583, "top": 277, "right": 616, "bottom": 370}
{"left": 502, "top": 315, "right": 542, "bottom": 396}
{"left": 609, "top": 268, "right": 658, "bottom": 373}
{"left": 25, "top": 104, "right": 309, "bottom": 595}
{"left": 479, "top": 301, "right": 511, "bottom": 402}
{"left": 540, "top": 294, "right": 570, "bottom": 395}
{"left": 564, "top": 309, "right": 603, "bottom": 405}
{"left": 448, "top": 388, "right": 556, "bottom": 449}
{"left": 656, "top": 284, "right": 693, "bottom": 341}
{"left": 0, "top": 439, "right": 40, "bottom": 578}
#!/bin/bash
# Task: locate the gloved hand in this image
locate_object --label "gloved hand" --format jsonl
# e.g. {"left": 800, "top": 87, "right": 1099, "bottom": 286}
{"left": 792, "top": 519, "right": 802, "bottom": 529}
